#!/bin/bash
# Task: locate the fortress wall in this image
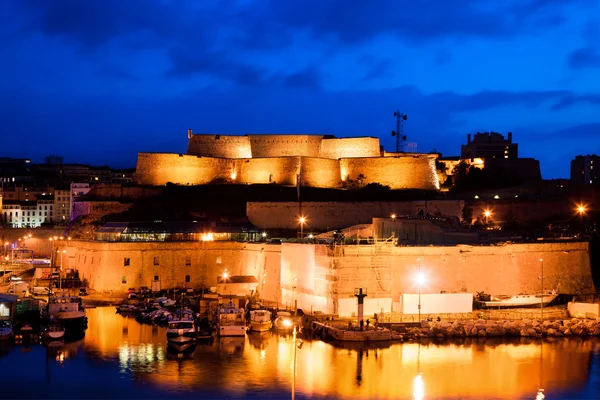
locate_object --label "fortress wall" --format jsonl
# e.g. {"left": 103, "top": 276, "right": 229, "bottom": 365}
{"left": 62, "top": 240, "right": 593, "bottom": 314}
{"left": 67, "top": 241, "right": 284, "bottom": 302}
{"left": 187, "top": 134, "right": 252, "bottom": 158}
{"left": 247, "top": 200, "right": 465, "bottom": 230}
{"left": 249, "top": 135, "right": 323, "bottom": 158}
{"left": 341, "top": 155, "right": 440, "bottom": 190}
{"left": 319, "top": 137, "right": 381, "bottom": 159}
{"left": 135, "top": 153, "right": 232, "bottom": 185}
{"left": 335, "top": 241, "right": 594, "bottom": 303}
{"left": 239, "top": 157, "right": 301, "bottom": 185}
{"left": 300, "top": 157, "right": 342, "bottom": 188}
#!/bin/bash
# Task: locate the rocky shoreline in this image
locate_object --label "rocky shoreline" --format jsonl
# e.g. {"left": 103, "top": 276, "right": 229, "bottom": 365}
{"left": 395, "top": 318, "right": 600, "bottom": 341}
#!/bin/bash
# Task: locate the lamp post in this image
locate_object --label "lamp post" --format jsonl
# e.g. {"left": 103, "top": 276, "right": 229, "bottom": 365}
{"left": 261, "top": 273, "right": 266, "bottom": 304}
{"left": 417, "top": 258, "right": 422, "bottom": 322}
{"left": 540, "top": 258, "right": 543, "bottom": 321}
{"left": 299, "top": 216, "right": 306, "bottom": 240}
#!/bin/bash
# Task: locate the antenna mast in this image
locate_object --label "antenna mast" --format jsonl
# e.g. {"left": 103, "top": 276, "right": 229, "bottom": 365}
{"left": 391, "top": 110, "right": 408, "bottom": 152}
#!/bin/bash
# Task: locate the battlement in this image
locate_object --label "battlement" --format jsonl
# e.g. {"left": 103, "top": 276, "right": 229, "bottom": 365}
{"left": 135, "top": 132, "right": 440, "bottom": 190}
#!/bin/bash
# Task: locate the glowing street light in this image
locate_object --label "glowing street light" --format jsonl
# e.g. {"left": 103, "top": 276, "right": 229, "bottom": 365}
{"left": 483, "top": 209, "right": 492, "bottom": 227}
{"left": 416, "top": 258, "right": 424, "bottom": 322}
{"left": 222, "top": 271, "right": 229, "bottom": 280}
{"left": 391, "top": 213, "right": 397, "bottom": 220}
{"left": 576, "top": 204, "right": 587, "bottom": 215}
{"left": 298, "top": 216, "right": 306, "bottom": 239}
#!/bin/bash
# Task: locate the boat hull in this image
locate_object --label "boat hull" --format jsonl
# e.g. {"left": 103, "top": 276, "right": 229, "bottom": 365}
{"left": 55, "top": 313, "right": 87, "bottom": 332}
{"left": 249, "top": 321, "right": 272, "bottom": 332}
{"left": 218, "top": 325, "right": 246, "bottom": 337}
{"left": 483, "top": 294, "right": 558, "bottom": 308}
{"left": 0, "top": 332, "right": 13, "bottom": 341}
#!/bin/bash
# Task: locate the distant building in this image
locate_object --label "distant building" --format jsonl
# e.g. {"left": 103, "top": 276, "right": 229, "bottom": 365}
{"left": 54, "top": 186, "right": 71, "bottom": 224}
{"left": 45, "top": 155, "right": 64, "bottom": 165}
{"left": 461, "top": 132, "right": 518, "bottom": 159}
{"left": 570, "top": 155, "right": 600, "bottom": 185}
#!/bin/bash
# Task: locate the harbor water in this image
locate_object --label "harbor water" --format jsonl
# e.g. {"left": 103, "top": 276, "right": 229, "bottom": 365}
{"left": 0, "top": 307, "right": 599, "bottom": 399}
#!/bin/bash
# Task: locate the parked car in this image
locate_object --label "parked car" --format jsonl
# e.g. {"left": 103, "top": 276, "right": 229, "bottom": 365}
{"left": 79, "top": 288, "right": 88, "bottom": 296}
{"left": 127, "top": 288, "right": 136, "bottom": 294}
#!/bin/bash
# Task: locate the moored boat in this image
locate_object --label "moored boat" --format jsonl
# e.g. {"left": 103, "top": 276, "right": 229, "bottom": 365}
{"left": 249, "top": 310, "right": 272, "bottom": 332}
{"left": 274, "top": 311, "right": 294, "bottom": 331}
{"left": 483, "top": 292, "right": 558, "bottom": 308}
{"left": 217, "top": 303, "right": 246, "bottom": 337}
{"left": 0, "top": 320, "right": 13, "bottom": 341}
{"left": 166, "top": 319, "right": 196, "bottom": 345}
{"left": 47, "top": 296, "right": 87, "bottom": 333}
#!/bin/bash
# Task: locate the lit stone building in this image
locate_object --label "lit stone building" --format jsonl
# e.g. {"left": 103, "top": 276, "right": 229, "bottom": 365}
{"left": 135, "top": 131, "right": 440, "bottom": 190}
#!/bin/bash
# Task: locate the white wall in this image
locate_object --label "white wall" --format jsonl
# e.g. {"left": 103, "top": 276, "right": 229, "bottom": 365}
{"left": 402, "top": 293, "right": 473, "bottom": 314}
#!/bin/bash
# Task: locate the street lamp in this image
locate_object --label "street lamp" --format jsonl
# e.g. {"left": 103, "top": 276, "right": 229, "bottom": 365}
{"left": 539, "top": 258, "right": 544, "bottom": 321}
{"left": 483, "top": 209, "right": 492, "bottom": 227}
{"left": 391, "top": 213, "right": 397, "bottom": 220}
{"left": 416, "top": 258, "right": 425, "bottom": 322}
{"left": 298, "top": 216, "right": 306, "bottom": 239}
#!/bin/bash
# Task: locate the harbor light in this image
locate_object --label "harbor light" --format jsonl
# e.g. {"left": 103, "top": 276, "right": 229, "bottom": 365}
{"left": 415, "top": 272, "right": 426, "bottom": 286}
{"left": 222, "top": 271, "right": 229, "bottom": 280}
{"left": 391, "top": 213, "right": 397, "bottom": 220}
{"left": 483, "top": 209, "right": 492, "bottom": 218}
{"left": 576, "top": 204, "right": 587, "bottom": 215}
{"left": 262, "top": 232, "right": 267, "bottom": 238}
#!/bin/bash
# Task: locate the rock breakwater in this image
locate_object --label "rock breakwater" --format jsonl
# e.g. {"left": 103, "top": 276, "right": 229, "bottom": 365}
{"left": 395, "top": 318, "right": 600, "bottom": 340}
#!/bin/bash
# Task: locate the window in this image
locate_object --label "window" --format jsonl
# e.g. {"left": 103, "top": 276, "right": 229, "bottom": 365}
{"left": 153, "top": 257, "right": 159, "bottom": 266}
{"left": 122, "top": 276, "right": 127, "bottom": 284}
{"left": 0, "top": 305, "right": 9, "bottom": 317}
{"left": 185, "top": 275, "right": 191, "bottom": 283}
{"left": 216, "top": 256, "right": 222, "bottom": 264}
{"left": 185, "top": 257, "right": 191, "bottom": 266}
{"left": 154, "top": 275, "right": 159, "bottom": 281}
{"left": 124, "top": 257, "right": 130, "bottom": 267}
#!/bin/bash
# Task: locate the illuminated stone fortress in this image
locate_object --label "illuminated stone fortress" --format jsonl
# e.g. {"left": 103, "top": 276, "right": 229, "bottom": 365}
{"left": 134, "top": 130, "right": 440, "bottom": 190}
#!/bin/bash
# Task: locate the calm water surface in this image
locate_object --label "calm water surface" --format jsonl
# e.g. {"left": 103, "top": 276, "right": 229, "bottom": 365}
{"left": 0, "top": 307, "right": 599, "bottom": 399}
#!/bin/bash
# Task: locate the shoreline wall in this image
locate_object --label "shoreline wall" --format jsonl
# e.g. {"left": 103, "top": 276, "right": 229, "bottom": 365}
{"left": 63, "top": 240, "right": 593, "bottom": 315}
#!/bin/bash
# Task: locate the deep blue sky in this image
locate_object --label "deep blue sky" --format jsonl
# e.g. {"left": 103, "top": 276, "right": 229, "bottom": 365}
{"left": 2, "top": 0, "right": 600, "bottom": 178}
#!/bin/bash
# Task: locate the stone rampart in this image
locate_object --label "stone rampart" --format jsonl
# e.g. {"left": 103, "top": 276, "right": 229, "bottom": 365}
{"left": 187, "top": 134, "right": 252, "bottom": 158}
{"left": 341, "top": 154, "right": 439, "bottom": 190}
{"left": 319, "top": 137, "right": 381, "bottom": 159}
{"left": 238, "top": 157, "right": 301, "bottom": 185}
{"left": 300, "top": 157, "right": 341, "bottom": 188}
{"left": 63, "top": 240, "right": 594, "bottom": 316}
{"left": 247, "top": 200, "right": 465, "bottom": 230}
{"left": 335, "top": 242, "right": 594, "bottom": 304}
{"left": 249, "top": 135, "right": 324, "bottom": 158}
{"left": 135, "top": 153, "right": 234, "bottom": 186}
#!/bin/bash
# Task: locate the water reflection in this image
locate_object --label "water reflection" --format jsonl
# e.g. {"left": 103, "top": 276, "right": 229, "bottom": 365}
{"left": 77, "top": 307, "right": 600, "bottom": 399}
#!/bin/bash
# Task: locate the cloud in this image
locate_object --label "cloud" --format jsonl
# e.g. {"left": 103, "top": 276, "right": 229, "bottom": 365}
{"left": 283, "top": 68, "right": 321, "bottom": 89}
{"left": 568, "top": 46, "right": 600, "bottom": 69}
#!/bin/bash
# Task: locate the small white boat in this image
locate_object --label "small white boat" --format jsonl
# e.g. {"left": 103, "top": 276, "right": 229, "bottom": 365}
{"left": 274, "top": 311, "right": 294, "bottom": 331}
{"left": 42, "top": 322, "right": 65, "bottom": 341}
{"left": 249, "top": 310, "right": 272, "bottom": 332}
{"left": 483, "top": 292, "right": 558, "bottom": 308}
{"left": 217, "top": 303, "right": 246, "bottom": 337}
{"left": 0, "top": 320, "right": 13, "bottom": 341}
{"left": 117, "top": 304, "right": 140, "bottom": 314}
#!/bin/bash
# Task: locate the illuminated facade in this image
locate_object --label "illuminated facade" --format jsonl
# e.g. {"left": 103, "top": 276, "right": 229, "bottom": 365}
{"left": 134, "top": 132, "right": 440, "bottom": 190}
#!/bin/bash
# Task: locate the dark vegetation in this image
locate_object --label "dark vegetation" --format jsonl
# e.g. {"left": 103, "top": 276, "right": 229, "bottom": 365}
{"left": 103, "top": 183, "right": 441, "bottom": 222}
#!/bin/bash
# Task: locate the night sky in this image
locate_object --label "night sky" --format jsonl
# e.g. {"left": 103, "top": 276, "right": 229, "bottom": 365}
{"left": 2, "top": 0, "right": 600, "bottom": 178}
